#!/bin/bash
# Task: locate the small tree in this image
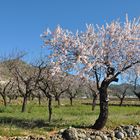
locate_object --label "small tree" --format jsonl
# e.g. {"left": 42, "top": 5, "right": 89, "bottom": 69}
{"left": 114, "top": 84, "right": 129, "bottom": 106}
{"left": 38, "top": 78, "right": 53, "bottom": 122}
{"left": 41, "top": 16, "right": 140, "bottom": 129}
{"left": 0, "top": 79, "right": 12, "bottom": 107}
{"left": 131, "top": 66, "right": 140, "bottom": 100}
{"left": 37, "top": 65, "right": 54, "bottom": 122}
{"left": 51, "top": 74, "right": 68, "bottom": 106}
{"left": 87, "top": 81, "right": 98, "bottom": 110}
{"left": 65, "top": 75, "right": 83, "bottom": 106}
{"left": 7, "top": 82, "right": 18, "bottom": 104}
{"left": 67, "top": 84, "right": 77, "bottom": 106}
{"left": 6, "top": 59, "right": 41, "bottom": 112}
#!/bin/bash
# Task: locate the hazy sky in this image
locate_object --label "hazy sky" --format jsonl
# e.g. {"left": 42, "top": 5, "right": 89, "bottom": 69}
{"left": 0, "top": 0, "right": 140, "bottom": 61}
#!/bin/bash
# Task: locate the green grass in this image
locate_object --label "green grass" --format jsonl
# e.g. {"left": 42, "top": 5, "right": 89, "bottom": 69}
{"left": 0, "top": 98, "right": 139, "bottom": 137}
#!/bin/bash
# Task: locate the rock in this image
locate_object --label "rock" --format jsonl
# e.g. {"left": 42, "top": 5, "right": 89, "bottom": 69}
{"left": 78, "top": 133, "right": 87, "bottom": 139}
{"left": 115, "top": 131, "right": 125, "bottom": 139}
{"left": 95, "top": 131, "right": 103, "bottom": 136}
{"left": 102, "top": 135, "right": 108, "bottom": 140}
{"left": 30, "top": 136, "right": 36, "bottom": 140}
{"left": 90, "top": 135, "right": 96, "bottom": 140}
{"left": 126, "top": 131, "right": 135, "bottom": 137}
{"left": 59, "top": 129, "right": 65, "bottom": 134}
{"left": 123, "top": 125, "right": 136, "bottom": 138}
{"left": 107, "top": 131, "right": 115, "bottom": 138}
{"left": 133, "top": 127, "right": 140, "bottom": 136}
{"left": 15, "top": 137, "right": 23, "bottom": 140}
{"left": 37, "top": 137, "right": 46, "bottom": 140}
{"left": 107, "top": 137, "right": 112, "bottom": 140}
{"left": 95, "top": 136, "right": 102, "bottom": 140}
{"left": 124, "top": 125, "right": 134, "bottom": 132}
{"left": 5, "top": 125, "right": 140, "bottom": 140}
{"left": 116, "top": 126, "right": 124, "bottom": 133}
{"left": 62, "top": 127, "right": 78, "bottom": 140}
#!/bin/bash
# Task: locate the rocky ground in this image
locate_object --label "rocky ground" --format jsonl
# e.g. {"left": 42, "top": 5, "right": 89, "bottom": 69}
{"left": 50, "top": 125, "right": 140, "bottom": 140}
{"left": 0, "top": 125, "right": 140, "bottom": 140}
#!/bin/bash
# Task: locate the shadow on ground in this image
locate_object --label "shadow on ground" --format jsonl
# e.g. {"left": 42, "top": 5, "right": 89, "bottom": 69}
{"left": 0, "top": 116, "right": 88, "bottom": 131}
{"left": 0, "top": 116, "right": 47, "bottom": 128}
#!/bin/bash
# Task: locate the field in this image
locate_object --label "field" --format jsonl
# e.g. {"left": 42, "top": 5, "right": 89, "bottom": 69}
{"left": 0, "top": 98, "right": 140, "bottom": 138}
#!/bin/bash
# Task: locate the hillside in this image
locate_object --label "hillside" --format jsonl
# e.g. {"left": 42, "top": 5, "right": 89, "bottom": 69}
{"left": 109, "top": 83, "right": 140, "bottom": 96}
{"left": 0, "top": 59, "right": 31, "bottom": 82}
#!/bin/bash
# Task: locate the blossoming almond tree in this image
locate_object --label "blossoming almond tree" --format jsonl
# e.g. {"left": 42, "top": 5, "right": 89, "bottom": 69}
{"left": 41, "top": 16, "right": 140, "bottom": 130}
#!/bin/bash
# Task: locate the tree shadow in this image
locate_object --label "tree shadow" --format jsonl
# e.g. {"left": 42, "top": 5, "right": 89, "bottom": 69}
{"left": 0, "top": 116, "right": 86, "bottom": 131}
{"left": 0, "top": 116, "right": 47, "bottom": 128}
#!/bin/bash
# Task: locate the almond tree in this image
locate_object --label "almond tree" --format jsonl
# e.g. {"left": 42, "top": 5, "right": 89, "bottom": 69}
{"left": 7, "top": 59, "right": 41, "bottom": 112}
{"left": 51, "top": 73, "right": 68, "bottom": 106}
{"left": 0, "top": 60, "right": 19, "bottom": 104}
{"left": 131, "top": 66, "right": 140, "bottom": 100}
{"left": 37, "top": 76, "right": 53, "bottom": 122}
{"left": 87, "top": 81, "right": 98, "bottom": 110}
{"left": 41, "top": 16, "right": 140, "bottom": 129}
{"left": 114, "top": 84, "right": 129, "bottom": 106}
{"left": 7, "top": 82, "right": 18, "bottom": 104}
{"left": 65, "top": 75, "right": 83, "bottom": 106}
{"left": 0, "top": 79, "right": 12, "bottom": 107}
{"left": 36, "top": 63, "right": 55, "bottom": 122}
{"left": 66, "top": 84, "right": 78, "bottom": 106}
{"left": 31, "top": 90, "right": 43, "bottom": 105}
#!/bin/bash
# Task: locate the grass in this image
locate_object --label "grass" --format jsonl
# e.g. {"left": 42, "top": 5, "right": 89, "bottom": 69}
{"left": 0, "top": 98, "right": 139, "bottom": 137}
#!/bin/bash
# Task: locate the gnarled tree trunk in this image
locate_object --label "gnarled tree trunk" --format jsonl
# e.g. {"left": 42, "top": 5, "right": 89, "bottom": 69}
{"left": 119, "top": 98, "right": 124, "bottom": 106}
{"left": 133, "top": 91, "right": 140, "bottom": 101}
{"left": 55, "top": 96, "right": 60, "bottom": 106}
{"left": 2, "top": 94, "right": 7, "bottom": 107}
{"left": 48, "top": 96, "right": 52, "bottom": 122}
{"left": 70, "top": 97, "right": 73, "bottom": 106}
{"left": 92, "top": 80, "right": 109, "bottom": 130}
{"left": 21, "top": 95, "right": 28, "bottom": 112}
{"left": 38, "top": 94, "right": 41, "bottom": 106}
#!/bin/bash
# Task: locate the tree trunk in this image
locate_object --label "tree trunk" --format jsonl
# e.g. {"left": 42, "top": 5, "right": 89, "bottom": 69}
{"left": 21, "top": 95, "right": 28, "bottom": 112}
{"left": 70, "top": 97, "right": 73, "bottom": 106}
{"left": 38, "top": 95, "right": 41, "bottom": 106}
{"left": 55, "top": 97, "right": 60, "bottom": 106}
{"left": 48, "top": 96, "right": 52, "bottom": 122}
{"left": 92, "top": 81, "right": 109, "bottom": 130}
{"left": 133, "top": 91, "right": 140, "bottom": 101}
{"left": 92, "top": 94, "right": 98, "bottom": 111}
{"left": 119, "top": 98, "right": 123, "bottom": 106}
{"left": 2, "top": 95, "right": 7, "bottom": 107}
{"left": 57, "top": 98, "right": 60, "bottom": 106}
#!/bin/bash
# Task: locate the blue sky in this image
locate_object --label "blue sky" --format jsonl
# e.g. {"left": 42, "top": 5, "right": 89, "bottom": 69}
{"left": 0, "top": 0, "right": 140, "bottom": 62}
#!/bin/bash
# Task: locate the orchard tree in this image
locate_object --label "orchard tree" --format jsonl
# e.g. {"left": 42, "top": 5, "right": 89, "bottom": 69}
{"left": 41, "top": 16, "right": 140, "bottom": 130}
{"left": 131, "top": 66, "right": 140, "bottom": 100}
{"left": 66, "top": 78, "right": 78, "bottom": 106}
{"left": 0, "top": 79, "right": 12, "bottom": 107}
{"left": 37, "top": 73, "right": 53, "bottom": 122}
{"left": 6, "top": 59, "right": 42, "bottom": 112}
{"left": 86, "top": 81, "right": 98, "bottom": 110}
{"left": 7, "top": 82, "right": 18, "bottom": 104}
{"left": 51, "top": 73, "right": 68, "bottom": 106}
{"left": 65, "top": 75, "right": 84, "bottom": 106}
{"left": 113, "top": 84, "right": 129, "bottom": 106}
{"left": 35, "top": 60, "right": 57, "bottom": 122}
